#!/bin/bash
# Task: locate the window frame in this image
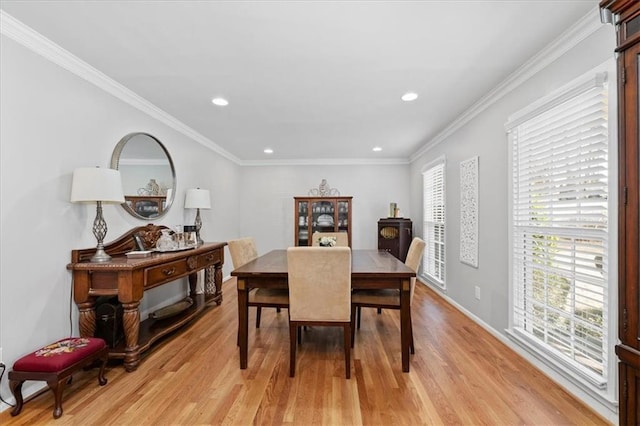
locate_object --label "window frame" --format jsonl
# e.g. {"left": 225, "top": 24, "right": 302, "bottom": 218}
{"left": 422, "top": 156, "right": 446, "bottom": 289}
{"left": 506, "top": 63, "right": 617, "bottom": 402}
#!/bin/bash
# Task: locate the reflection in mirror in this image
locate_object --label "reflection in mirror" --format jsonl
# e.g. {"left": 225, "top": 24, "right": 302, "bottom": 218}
{"left": 110, "top": 133, "right": 176, "bottom": 220}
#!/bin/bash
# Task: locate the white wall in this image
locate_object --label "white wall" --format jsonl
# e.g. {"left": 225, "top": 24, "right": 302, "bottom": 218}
{"left": 239, "top": 164, "right": 410, "bottom": 253}
{"left": 409, "top": 24, "right": 617, "bottom": 421}
{"left": 0, "top": 34, "right": 241, "bottom": 405}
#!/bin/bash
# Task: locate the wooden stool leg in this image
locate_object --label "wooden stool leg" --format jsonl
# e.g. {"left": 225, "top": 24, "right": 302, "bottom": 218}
{"left": 9, "top": 380, "right": 24, "bottom": 416}
{"left": 49, "top": 378, "right": 67, "bottom": 419}
{"left": 97, "top": 355, "right": 108, "bottom": 386}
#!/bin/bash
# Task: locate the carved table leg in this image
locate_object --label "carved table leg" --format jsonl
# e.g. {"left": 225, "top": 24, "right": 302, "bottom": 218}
{"left": 188, "top": 271, "right": 198, "bottom": 298}
{"left": 77, "top": 299, "right": 97, "bottom": 338}
{"left": 121, "top": 301, "right": 141, "bottom": 372}
{"left": 205, "top": 265, "right": 223, "bottom": 305}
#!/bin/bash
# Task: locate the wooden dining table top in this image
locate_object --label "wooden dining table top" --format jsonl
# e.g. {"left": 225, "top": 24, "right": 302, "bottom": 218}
{"left": 231, "top": 249, "right": 416, "bottom": 279}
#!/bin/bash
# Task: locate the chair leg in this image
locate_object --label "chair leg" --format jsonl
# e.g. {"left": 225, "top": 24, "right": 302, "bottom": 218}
{"left": 377, "top": 308, "right": 382, "bottom": 314}
{"left": 276, "top": 307, "right": 281, "bottom": 313}
{"left": 289, "top": 322, "right": 297, "bottom": 377}
{"left": 350, "top": 305, "right": 357, "bottom": 348}
{"left": 357, "top": 306, "right": 361, "bottom": 329}
{"left": 343, "top": 323, "right": 351, "bottom": 379}
{"left": 256, "top": 307, "right": 262, "bottom": 328}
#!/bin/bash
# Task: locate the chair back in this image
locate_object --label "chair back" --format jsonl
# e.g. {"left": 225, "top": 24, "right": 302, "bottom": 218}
{"left": 311, "top": 231, "right": 349, "bottom": 247}
{"left": 228, "top": 237, "right": 258, "bottom": 269}
{"left": 287, "top": 247, "right": 351, "bottom": 322}
{"left": 405, "top": 237, "right": 426, "bottom": 303}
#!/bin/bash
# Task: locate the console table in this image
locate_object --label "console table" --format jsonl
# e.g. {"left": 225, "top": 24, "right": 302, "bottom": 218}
{"left": 67, "top": 224, "right": 226, "bottom": 372}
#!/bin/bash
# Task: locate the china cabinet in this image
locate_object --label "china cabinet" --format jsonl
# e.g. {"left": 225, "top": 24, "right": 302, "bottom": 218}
{"left": 294, "top": 196, "right": 352, "bottom": 246}
{"left": 600, "top": 1, "right": 640, "bottom": 423}
{"left": 378, "top": 218, "right": 413, "bottom": 262}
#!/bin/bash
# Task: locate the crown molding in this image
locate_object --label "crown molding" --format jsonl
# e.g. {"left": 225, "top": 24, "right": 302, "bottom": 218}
{"left": 238, "top": 157, "right": 410, "bottom": 167}
{"left": 410, "top": 7, "right": 604, "bottom": 163}
{"left": 0, "top": 10, "right": 242, "bottom": 165}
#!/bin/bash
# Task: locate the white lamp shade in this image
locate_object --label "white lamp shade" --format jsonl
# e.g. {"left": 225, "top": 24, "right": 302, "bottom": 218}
{"left": 70, "top": 167, "right": 125, "bottom": 203}
{"left": 184, "top": 188, "right": 211, "bottom": 209}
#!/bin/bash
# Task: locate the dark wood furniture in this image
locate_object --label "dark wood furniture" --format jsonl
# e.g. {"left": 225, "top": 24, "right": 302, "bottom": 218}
{"left": 378, "top": 218, "right": 413, "bottom": 262}
{"left": 67, "top": 224, "right": 226, "bottom": 371}
{"left": 124, "top": 195, "right": 167, "bottom": 218}
{"left": 232, "top": 249, "right": 415, "bottom": 372}
{"left": 294, "top": 196, "right": 352, "bottom": 246}
{"left": 9, "top": 337, "right": 108, "bottom": 419}
{"left": 600, "top": 1, "right": 640, "bottom": 423}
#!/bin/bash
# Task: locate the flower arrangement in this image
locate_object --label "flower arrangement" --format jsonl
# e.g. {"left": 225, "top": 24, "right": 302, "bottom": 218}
{"left": 318, "top": 236, "right": 337, "bottom": 247}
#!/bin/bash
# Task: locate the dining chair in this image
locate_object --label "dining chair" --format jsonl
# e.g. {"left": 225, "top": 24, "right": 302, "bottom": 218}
{"left": 351, "top": 237, "right": 426, "bottom": 353}
{"left": 228, "top": 238, "right": 289, "bottom": 329}
{"left": 311, "top": 231, "right": 349, "bottom": 247}
{"left": 287, "top": 246, "right": 352, "bottom": 379}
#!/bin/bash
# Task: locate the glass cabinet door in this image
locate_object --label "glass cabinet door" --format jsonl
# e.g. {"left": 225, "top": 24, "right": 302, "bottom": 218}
{"left": 337, "top": 200, "right": 349, "bottom": 231}
{"left": 311, "top": 200, "right": 335, "bottom": 234}
{"left": 296, "top": 201, "right": 309, "bottom": 246}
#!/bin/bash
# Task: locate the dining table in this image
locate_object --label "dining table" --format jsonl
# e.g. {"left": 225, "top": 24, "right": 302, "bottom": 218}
{"left": 231, "top": 249, "right": 416, "bottom": 372}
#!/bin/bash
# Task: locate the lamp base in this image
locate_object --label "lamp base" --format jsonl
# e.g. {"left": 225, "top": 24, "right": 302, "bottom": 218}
{"left": 91, "top": 248, "right": 112, "bottom": 263}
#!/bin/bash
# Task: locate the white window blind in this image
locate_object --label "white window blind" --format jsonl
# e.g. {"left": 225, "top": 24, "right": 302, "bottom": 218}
{"left": 508, "top": 73, "right": 609, "bottom": 387}
{"left": 423, "top": 160, "right": 445, "bottom": 286}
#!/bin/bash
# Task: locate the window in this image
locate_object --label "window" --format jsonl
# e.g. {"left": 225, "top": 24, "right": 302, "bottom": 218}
{"left": 422, "top": 158, "right": 446, "bottom": 287}
{"left": 507, "top": 72, "right": 611, "bottom": 389}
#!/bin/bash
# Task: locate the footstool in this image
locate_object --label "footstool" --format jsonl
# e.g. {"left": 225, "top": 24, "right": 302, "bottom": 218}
{"left": 8, "top": 337, "right": 108, "bottom": 419}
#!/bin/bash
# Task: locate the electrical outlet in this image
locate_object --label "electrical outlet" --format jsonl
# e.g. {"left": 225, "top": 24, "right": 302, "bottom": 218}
{"left": 475, "top": 286, "right": 481, "bottom": 300}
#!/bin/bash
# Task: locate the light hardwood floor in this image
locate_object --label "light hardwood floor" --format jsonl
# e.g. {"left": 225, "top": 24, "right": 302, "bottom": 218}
{"left": 0, "top": 278, "right": 609, "bottom": 425}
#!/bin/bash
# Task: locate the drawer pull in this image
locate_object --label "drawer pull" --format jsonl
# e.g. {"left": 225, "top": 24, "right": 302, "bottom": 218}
{"left": 162, "top": 267, "right": 176, "bottom": 276}
{"left": 205, "top": 254, "right": 215, "bottom": 262}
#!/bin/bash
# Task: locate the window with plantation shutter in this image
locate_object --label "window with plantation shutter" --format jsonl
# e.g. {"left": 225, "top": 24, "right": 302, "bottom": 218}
{"left": 506, "top": 72, "right": 611, "bottom": 388}
{"left": 422, "top": 159, "right": 445, "bottom": 288}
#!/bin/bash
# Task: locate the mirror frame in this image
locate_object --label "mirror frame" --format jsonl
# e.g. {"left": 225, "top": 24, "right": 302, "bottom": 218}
{"left": 110, "top": 132, "right": 176, "bottom": 220}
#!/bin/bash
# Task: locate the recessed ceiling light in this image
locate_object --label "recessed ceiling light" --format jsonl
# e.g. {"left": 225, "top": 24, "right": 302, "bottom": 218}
{"left": 264, "top": 148, "right": 274, "bottom": 154}
{"left": 211, "top": 97, "right": 229, "bottom": 106}
{"left": 373, "top": 147, "right": 383, "bottom": 152}
{"left": 401, "top": 92, "right": 418, "bottom": 102}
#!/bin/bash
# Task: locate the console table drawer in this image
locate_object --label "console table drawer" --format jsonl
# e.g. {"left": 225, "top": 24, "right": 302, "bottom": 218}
{"left": 145, "top": 259, "right": 189, "bottom": 287}
{"left": 197, "top": 250, "right": 221, "bottom": 268}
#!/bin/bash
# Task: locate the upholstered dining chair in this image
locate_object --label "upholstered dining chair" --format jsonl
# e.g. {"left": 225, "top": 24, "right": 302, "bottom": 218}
{"left": 311, "top": 231, "right": 349, "bottom": 247}
{"left": 228, "top": 238, "right": 289, "bottom": 329}
{"left": 351, "top": 237, "right": 426, "bottom": 354}
{"left": 287, "top": 246, "right": 352, "bottom": 379}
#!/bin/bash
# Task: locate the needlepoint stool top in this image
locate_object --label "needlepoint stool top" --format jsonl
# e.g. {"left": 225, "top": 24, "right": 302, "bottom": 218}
{"left": 13, "top": 338, "right": 106, "bottom": 373}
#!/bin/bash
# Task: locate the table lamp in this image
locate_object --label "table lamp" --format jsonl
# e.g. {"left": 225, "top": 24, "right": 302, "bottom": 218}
{"left": 70, "top": 167, "right": 125, "bottom": 262}
{"left": 184, "top": 188, "right": 211, "bottom": 245}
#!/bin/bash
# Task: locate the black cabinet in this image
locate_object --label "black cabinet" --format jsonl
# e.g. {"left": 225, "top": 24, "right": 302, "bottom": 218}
{"left": 378, "top": 218, "right": 412, "bottom": 262}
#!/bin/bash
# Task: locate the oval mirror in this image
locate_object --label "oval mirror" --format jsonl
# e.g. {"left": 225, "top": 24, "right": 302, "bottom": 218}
{"left": 110, "top": 132, "right": 176, "bottom": 220}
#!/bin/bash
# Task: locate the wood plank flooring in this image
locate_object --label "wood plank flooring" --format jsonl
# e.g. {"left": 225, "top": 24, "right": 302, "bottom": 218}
{"left": 0, "top": 278, "right": 609, "bottom": 425}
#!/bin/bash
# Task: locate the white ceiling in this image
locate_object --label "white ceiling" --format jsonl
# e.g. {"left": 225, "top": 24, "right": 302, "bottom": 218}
{"left": 0, "top": 1, "right": 598, "bottom": 163}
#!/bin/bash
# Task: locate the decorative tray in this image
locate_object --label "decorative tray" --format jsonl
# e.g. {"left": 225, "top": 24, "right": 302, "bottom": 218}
{"left": 125, "top": 250, "right": 153, "bottom": 259}
{"left": 153, "top": 246, "right": 196, "bottom": 253}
